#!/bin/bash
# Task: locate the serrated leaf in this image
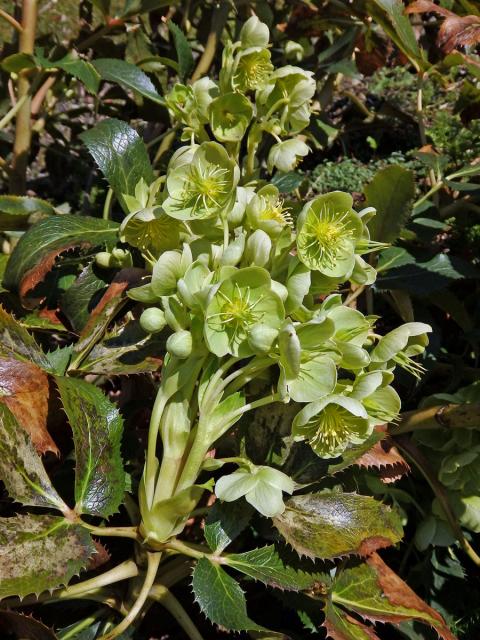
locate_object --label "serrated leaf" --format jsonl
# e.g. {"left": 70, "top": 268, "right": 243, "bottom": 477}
{"left": 0, "top": 195, "right": 54, "bottom": 230}
{"left": 93, "top": 58, "right": 164, "bottom": 103}
{"left": 192, "top": 557, "right": 264, "bottom": 631}
{"left": 365, "top": 165, "right": 415, "bottom": 243}
{"left": 331, "top": 553, "right": 456, "bottom": 640}
{"left": 205, "top": 500, "right": 254, "bottom": 553}
{"left": 323, "top": 600, "right": 381, "bottom": 639}
{"left": 0, "top": 357, "right": 57, "bottom": 455}
{"left": 80, "top": 119, "right": 154, "bottom": 212}
{"left": 60, "top": 262, "right": 109, "bottom": 332}
{"left": 2, "top": 215, "right": 118, "bottom": 298}
{"left": 375, "top": 253, "right": 480, "bottom": 295}
{"left": 0, "top": 306, "right": 51, "bottom": 369}
{"left": 0, "top": 610, "right": 58, "bottom": 639}
{"left": 273, "top": 491, "right": 403, "bottom": 560}
{"left": 34, "top": 50, "right": 100, "bottom": 94}
{"left": 1, "top": 52, "right": 37, "bottom": 73}
{"left": 55, "top": 376, "right": 125, "bottom": 518}
{"left": 74, "top": 321, "right": 163, "bottom": 375}
{"left": 225, "top": 545, "right": 317, "bottom": 591}
{"left": 0, "top": 404, "right": 66, "bottom": 510}
{"left": 0, "top": 514, "right": 95, "bottom": 599}
{"left": 168, "top": 21, "right": 194, "bottom": 80}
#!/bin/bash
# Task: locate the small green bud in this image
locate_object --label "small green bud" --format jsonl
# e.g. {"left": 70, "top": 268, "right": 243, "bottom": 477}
{"left": 140, "top": 308, "right": 167, "bottom": 334}
{"left": 248, "top": 323, "right": 278, "bottom": 353}
{"left": 166, "top": 330, "right": 193, "bottom": 359}
{"left": 95, "top": 251, "right": 113, "bottom": 269}
{"left": 220, "top": 233, "right": 246, "bottom": 266}
{"left": 243, "top": 229, "right": 271, "bottom": 267}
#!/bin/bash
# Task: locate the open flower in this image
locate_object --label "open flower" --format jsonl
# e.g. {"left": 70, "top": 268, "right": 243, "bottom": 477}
{"left": 370, "top": 322, "right": 432, "bottom": 378}
{"left": 232, "top": 47, "right": 274, "bottom": 92}
{"left": 163, "top": 142, "right": 239, "bottom": 220}
{"left": 209, "top": 92, "right": 253, "bottom": 142}
{"left": 120, "top": 206, "right": 180, "bottom": 257}
{"left": 292, "top": 395, "right": 371, "bottom": 458}
{"left": 205, "top": 266, "right": 285, "bottom": 357}
{"left": 245, "top": 185, "right": 292, "bottom": 237}
{"left": 215, "top": 465, "right": 294, "bottom": 517}
{"left": 296, "top": 192, "right": 363, "bottom": 278}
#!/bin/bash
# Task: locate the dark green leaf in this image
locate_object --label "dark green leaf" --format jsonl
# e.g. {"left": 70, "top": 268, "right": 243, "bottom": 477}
{"left": 192, "top": 557, "right": 264, "bottom": 631}
{"left": 2, "top": 215, "right": 118, "bottom": 295}
{"left": 0, "top": 404, "right": 67, "bottom": 510}
{"left": 55, "top": 376, "right": 125, "bottom": 518}
{"left": 0, "top": 611, "right": 58, "bottom": 640}
{"left": 331, "top": 553, "right": 456, "bottom": 640}
{"left": 60, "top": 262, "right": 109, "bottom": 332}
{"left": 168, "top": 21, "right": 194, "bottom": 80}
{"left": 273, "top": 491, "right": 403, "bottom": 560}
{"left": 0, "top": 514, "right": 95, "bottom": 599}
{"left": 0, "top": 195, "right": 54, "bottom": 231}
{"left": 205, "top": 500, "right": 254, "bottom": 553}
{"left": 0, "top": 306, "right": 51, "bottom": 369}
{"left": 80, "top": 119, "right": 154, "bottom": 212}
{"left": 365, "top": 165, "right": 415, "bottom": 243}
{"left": 93, "top": 58, "right": 164, "bottom": 103}
{"left": 375, "top": 254, "right": 480, "bottom": 295}
{"left": 44, "top": 345, "right": 73, "bottom": 376}
{"left": 1, "top": 53, "right": 36, "bottom": 73}
{"left": 271, "top": 172, "right": 305, "bottom": 194}
{"left": 225, "top": 545, "right": 316, "bottom": 591}
{"left": 371, "top": 0, "right": 421, "bottom": 62}
{"left": 34, "top": 50, "right": 100, "bottom": 94}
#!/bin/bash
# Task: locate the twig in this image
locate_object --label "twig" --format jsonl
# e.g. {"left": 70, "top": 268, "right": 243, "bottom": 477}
{"left": 391, "top": 402, "right": 480, "bottom": 435}
{"left": 0, "top": 8, "right": 23, "bottom": 33}
{"left": 190, "top": 0, "right": 229, "bottom": 83}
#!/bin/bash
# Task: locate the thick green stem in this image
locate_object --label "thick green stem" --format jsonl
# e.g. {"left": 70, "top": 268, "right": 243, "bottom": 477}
{"left": 10, "top": 0, "right": 38, "bottom": 195}
{"left": 98, "top": 552, "right": 162, "bottom": 640}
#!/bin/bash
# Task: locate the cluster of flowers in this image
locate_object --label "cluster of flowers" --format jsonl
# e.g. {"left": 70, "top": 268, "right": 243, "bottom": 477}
{"left": 115, "top": 17, "right": 431, "bottom": 521}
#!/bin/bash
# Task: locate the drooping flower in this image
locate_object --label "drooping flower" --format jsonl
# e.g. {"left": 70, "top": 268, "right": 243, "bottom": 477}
{"left": 163, "top": 142, "right": 239, "bottom": 220}
{"left": 246, "top": 185, "right": 292, "bottom": 237}
{"left": 296, "top": 192, "right": 363, "bottom": 278}
{"left": 292, "top": 395, "right": 371, "bottom": 458}
{"left": 215, "top": 465, "right": 294, "bottom": 517}
{"left": 239, "top": 15, "right": 270, "bottom": 49}
{"left": 209, "top": 92, "right": 253, "bottom": 142}
{"left": 205, "top": 267, "right": 285, "bottom": 357}
{"left": 267, "top": 138, "right": 310, "bottom": 173}
{"left": 369, "top": 322, "right": 432, "bottom": 378}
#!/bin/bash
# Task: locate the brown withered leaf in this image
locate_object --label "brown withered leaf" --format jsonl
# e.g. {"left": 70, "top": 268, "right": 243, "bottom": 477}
{"left": 406, "top": 2, "right": 480, "bottom": 53}
{"left": 355, "top": 426, "right": 410, "bottom": 483}
{"left": 0, "top": 611, "right": 58, "bottom": 640}
{"left": 87, "top": 539, "right": 111, "bottom": 571}
{"left": 0, "top": 357, "right": 58, "bottom": 455}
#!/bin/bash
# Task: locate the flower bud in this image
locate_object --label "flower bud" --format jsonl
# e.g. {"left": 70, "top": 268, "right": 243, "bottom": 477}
{"left": 243, "top": 229, "right": 271, "bottom": 267}
{"left": 248, "top": 323, "right": 278, "bottom": 353}
{"left": 220, "top": 233, "right": 246, "bottom": 266}
{"left": 166, "top": 330, "right": 193, "bottom": 359}
{"left": 95, "top": 251, "right": 113, "bottom": 269}
{"left": 140, "top": 308, "right": 167, "bottom": 334}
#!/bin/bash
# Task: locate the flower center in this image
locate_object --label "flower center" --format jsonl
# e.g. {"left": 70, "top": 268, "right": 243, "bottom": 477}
{"left": 259, "top": 197, "right": 292, "bottom": 226}
{"left": 299, "top": 205, "right": 353, "bottom": 267}
{"left": 181, "top": 164, "right": 230, "bottom": 214}
{"left": 307, "top": 405, "right": 350, "bottom": 453}
{"left": 236, "top": 53, "right": 273, "bottom": 90}
{"left": 212, "top": 285, "right": 262, "bottom": 331}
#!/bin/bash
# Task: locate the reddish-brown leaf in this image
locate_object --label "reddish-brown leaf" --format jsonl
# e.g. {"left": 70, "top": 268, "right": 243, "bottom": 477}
{"left": 324, "top": 600, "right": 381, "bottom": 640}
{"left": 0, "top": 611, "right": 57, "bottom": 640}
{"left": 438, "top": 15, "right": 480, "bottom": 53}
{"left": 19, "top": 243, "right": 89, "bottom": 307}
{"left": 405, "top": 1, "right": 454, "bottom": 18}
{"left": 0, "top": 357, "right": 58, "bottom": 455}
{"left": 356, "top": 427, "right": 410, "bottom": 483}
{"left": 87, "top": 539, "right": 111, "bottom": 571}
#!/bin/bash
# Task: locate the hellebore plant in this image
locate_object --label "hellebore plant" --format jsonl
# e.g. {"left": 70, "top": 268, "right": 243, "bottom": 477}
{"left": 0, "top": 15, "right": 452, "bottom": 640}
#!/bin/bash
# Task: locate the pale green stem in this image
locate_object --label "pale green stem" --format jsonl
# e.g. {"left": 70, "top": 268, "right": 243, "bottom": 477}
{"left": 145, "top": 389, "right": 170, "bottom": 506}
{"left": 103, "top": 187, "right": 114, "bottom": 220}
{"left": 0, "top": 94, "right": 28, "bottom": 131}
{"left": 58, "top": 560, "right": 139, "bottom": 599}
{"left": 98, "top": 552, "right": 162, "bottom": 640}
{"left": 150, "top": 584, "right": 206, "bottom": 640}
{"left": 58, "top": 612, "right": 105, "bottom": 640}
{"left": 82, "top": 523, "right": 140, "bottom": 541}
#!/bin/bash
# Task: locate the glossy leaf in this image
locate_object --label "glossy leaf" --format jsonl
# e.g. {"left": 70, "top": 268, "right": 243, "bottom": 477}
{"left": 168, "top": 21, "right": 194, "bottom": 80}
{"left": 60, "top": 262, "right": 109, "bottom": 332}
{"left": 0, "top": 514, "right": 95, "bottom": 599}
{"left": 55, "top": 376, "right": 125, "bottom": 518}
{"left": 80, "top": 119, "right": 154, "bottom": 212}
{"left": 331, "top": 553, "right": 456, "bottom": 640}
{"left": 365, "top": 165, "right": 415, "bottom": 243}
{"left": 0, "top": 404, "right": 66, "bottom": 510}
{"left": 0, "top": 195, "right": 54, "bottom": 231}
{"left": 93, "top": 58, "right": 164, "bottom": 103}
{"left": 34, "top": 49, "right": 100, "bottom": 94}
{"left": 0, "top": 357, "right": 57, "bottom": 455}
{"left": 0, "top": 306, "right": 50, "bottom": 370}
{"left": 192, "top": 557, "right": 264, "bottom": 631}
{"left": 225, "top": 545, "right": 316, "bottom": 591}
{"left": 204, "top": 500, "right": 254, "bottom": 553}
{"left": 273, "top": 491, "right": 403, "bottom": 560}
{"left": 2, "top": 215, "right": 118, "bottom": 297}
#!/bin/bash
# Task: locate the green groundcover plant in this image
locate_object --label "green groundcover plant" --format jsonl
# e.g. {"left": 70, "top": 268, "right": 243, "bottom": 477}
{"left": 2, "top": 5, "right": 478, "bottom": 640}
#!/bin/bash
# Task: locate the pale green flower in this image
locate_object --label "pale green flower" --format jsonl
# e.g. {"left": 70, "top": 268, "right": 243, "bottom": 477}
{"left": 267, "top": 139, "right": 310, "bottom": 173}
{"left": 120, "top": 206, "right": 180, "bottom": 257}
{"left": 370, "top": 322, "right": 432, "bottom": 378}
{"left": 209, "top": 92, "right": 253, "bottom": 142}
{"left": 215, "top": 465, "right": 294, "bottom": 517}
{"left": 233, "top": 47, "right": 274, "bottom": 92}
{"left": 163, "top": 142, "right": 239, "bottom": 220}
{"left": 240, "top": 15, "right": 270, "bottom": 49}
{"left": 245, "top": 185, "right": 292, "bottom": 238}
{"left": 292, "top": 395, "right": 371, "bottom": 458}
{"left": 296, "top": 192, "right": 363, "bottom": 278}
{"left": 204, "top": 267, "right": 285, "bottom": 357}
